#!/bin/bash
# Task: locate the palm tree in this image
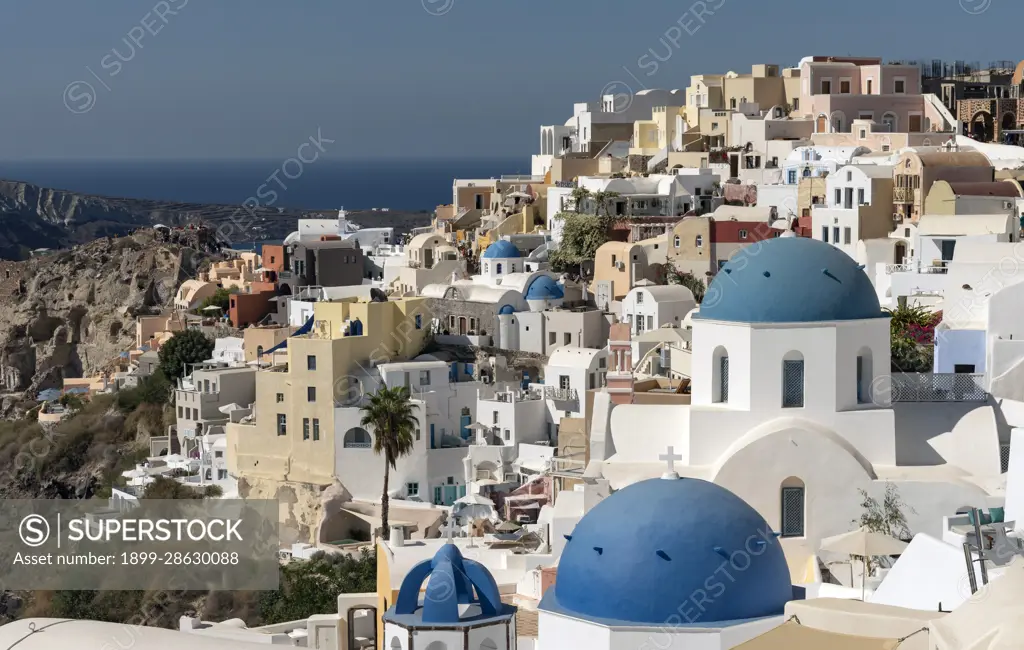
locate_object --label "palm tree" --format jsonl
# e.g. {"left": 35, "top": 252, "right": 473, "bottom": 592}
{"left": 360, "top": 385, "right": 419, "bottom": 536}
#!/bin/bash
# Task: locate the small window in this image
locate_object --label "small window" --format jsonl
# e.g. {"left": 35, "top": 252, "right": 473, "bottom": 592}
{"left": 844, "top": 227, "right": 852, "bottom": 245}
{"left": 559, "top": 375, "right": 571, "bottom": 390}
{"left": 313, "top": 419, "right": 320, "bottom": 441}
{"left": 215, "top": 451, "right": 223, "bottom": 458}
{"left": 415, "top": 428, "right": 420, "bottom": 441}
{"left": 303, "top": 418, "right": 310, "bottom": 440}
{"left": 504, "top": 429, "right": 511, "bottom": 441}
{"left": 564, "top": 333, "right": 571, "bottom": 345}
{"left": 548, "top": 332, "right": 556, "bottom": 345}
{"left": 867, "top": 79, "right": 873, "bottom": 94}
{"left": 599, "top": 357, "right": 606, "bottom": 369}
{"left": 415, "top": 314, "right": 422, "bottom": 330}
{"left": 857, "top": 188, "right": 865, "bottom": 205}
{"left": 407, "top": 482, "right": 419, "bottom": 496}
{"left": 840, "top": 80, "right": 851, "bottom": 94}
{"left": 895, "top": 79, "right": 905, "bottom": 94}
{"left": 636, "top": 292, "right": 644, "bottom": 304}
{"left": 177, "top": 406, "right": 183, "bottom": 418}
{"left": 821, "top": 79, "right": 831, "bottom": 94}
{"left": 821, "top": 226, "right": 829, "bottom": 242}
{"left": 277, "top": 414, "right": 287, "bottom": 436}
{"left": 276, "top": 393, "right": 284, "bottom": 403}
{"left": 833, "top": 226, "right": 840, "bottom": 243}
{"left": 781, "top": 484, "right": 805, "bottom": 537}
{"left": 307, "top": 386, "right": 316, "bottom": 402}
{"left": 307, "top": 355, "right": 316, "bottom": 371}
{"left": 738, "top": 229, "right": 748, "bottom": 239}
{"left": 695, "top": 235, "right": 703, "bottom": 248}
{"left": 419, "top": 370, "right": 430, "bottom": 386}
{"left": 674, "top": 235, "right": 681, "bottom": 248}
{"left": 783, "top": 357, "right": 805, "bottom": 408}
{"left": 846, "top": 171, "right": 852, "bottom": 182}
{"left": 835, "top": 189, "right": 842, "bottom": 205}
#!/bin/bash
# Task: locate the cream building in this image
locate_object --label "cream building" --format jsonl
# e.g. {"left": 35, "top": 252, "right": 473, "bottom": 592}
{"left": 227, "top": 296, "right": 430, "bottom": 488}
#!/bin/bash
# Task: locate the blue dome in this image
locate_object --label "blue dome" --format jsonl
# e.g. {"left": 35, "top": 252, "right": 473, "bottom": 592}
{"left": 525, "top": 276, "right": 564, "bottom": 300}
{"left": 697, "top": 237, "right": 884, "bottom": 323}
{"left": 390, "top": 543, "right": 509, "bottom": 624}
{"left": 482, "top": 240, "right": 522, "bottom": 259}
{"left": 498, "top": 304, "right": 516, "bottom": 315}
{"left": 546, "top": 477, "right": 792, "bottom": 625}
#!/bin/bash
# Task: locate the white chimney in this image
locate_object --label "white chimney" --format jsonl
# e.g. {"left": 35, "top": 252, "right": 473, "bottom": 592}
{"left": 389, "top": 525, "right": 406, "bottom": 548}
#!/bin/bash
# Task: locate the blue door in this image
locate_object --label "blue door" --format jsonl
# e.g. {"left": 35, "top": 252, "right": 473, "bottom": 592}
{"left": 460, "top": 415, "right": 472, "bottom": 440}
{"left": 433, "top": 486, "right": 442, "bottom": 505}
{"left": 443, "top": 485, "right": 459, "bottom": 505}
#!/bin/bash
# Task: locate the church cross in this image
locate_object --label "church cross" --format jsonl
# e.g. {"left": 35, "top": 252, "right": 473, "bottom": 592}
{"left": 659, "top": 446, "right": 682, "bottom": 480}
{"left": 442, "top": 517, "right": 459, "bottom": 543}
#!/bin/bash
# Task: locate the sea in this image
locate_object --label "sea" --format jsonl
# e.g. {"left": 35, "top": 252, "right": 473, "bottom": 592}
{"left": 0, "top": 157, "right": 529, "bottom": 212}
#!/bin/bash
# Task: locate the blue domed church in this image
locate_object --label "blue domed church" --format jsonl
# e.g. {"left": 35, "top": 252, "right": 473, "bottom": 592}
{"left": 383, "top": 543, "right": 517, "bottom": 650}
{"left": 538, "top": 473, "right": 797, "bottom": 649}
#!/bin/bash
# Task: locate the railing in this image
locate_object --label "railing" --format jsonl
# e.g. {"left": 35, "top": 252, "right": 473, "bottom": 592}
{"left": 544, "top": 386, "right": 579, "bottom": 402}
{"left": 549, "top": 457, "right": 586, "bottom": 475}
{"left": 501, "top": 175, "right": 545, "bottom": 182}
{"left": 885, "top": 263, "right": 912, "bottom": 274}
{"left": 893, "top": 187, "right": 914, "bottom": 203}
{"left": 890, "top": 373, "right": 987, "bottom": 402}
{"left": 343, "top": 441, "right": 372, "bottom": 449}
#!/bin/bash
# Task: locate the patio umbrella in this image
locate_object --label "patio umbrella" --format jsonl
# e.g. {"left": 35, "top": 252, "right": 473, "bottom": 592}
{"left": 465, "top": 422, "right": 492, "bottom": 432}
{"left": 820, "top": 526, "right": 908, "bottom": 601}
{"left": 496, "top": 521, "right": 521, "bottom": 532}
{"left": 201, "top": 306, "right": 223, "bottom": 312}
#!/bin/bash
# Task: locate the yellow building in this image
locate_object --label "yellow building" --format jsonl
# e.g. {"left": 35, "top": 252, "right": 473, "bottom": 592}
{"left": 629, "top": 105, "right": 688, "bottom": 157}
{"left": 227, "top": 297, "right": 430, "bottom": 487}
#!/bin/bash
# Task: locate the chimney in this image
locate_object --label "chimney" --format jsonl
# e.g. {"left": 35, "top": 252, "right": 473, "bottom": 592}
{"left": 389, "top": 525, "right": 406, "bottom": 548}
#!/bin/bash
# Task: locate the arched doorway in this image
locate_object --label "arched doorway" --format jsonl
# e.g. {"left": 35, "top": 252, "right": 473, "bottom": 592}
{"left": 894, "top": 241, "right": 906, "bottom": 265}
{"left": 816, "top": 115, "right": 828, "bottom": 133}
{"left": 971, "top": 111, "right": 994, "bottom": 141}
{"left": 1002, "top": 112, "right": 1016, "bottom": 132}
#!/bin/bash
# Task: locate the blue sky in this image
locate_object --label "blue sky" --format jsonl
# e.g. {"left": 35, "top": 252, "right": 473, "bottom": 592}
{"left": 0, "top": 0, "right": 1019, "bottom": 160}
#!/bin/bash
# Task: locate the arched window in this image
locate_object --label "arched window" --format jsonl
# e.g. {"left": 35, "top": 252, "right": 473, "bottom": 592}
{"left": 673, "top": 235, "right": 681, "bottom": 248}
{"left": 712, "top": 346, "right": 729, "bottom": 403}
{"left": 424, "top": 642, "right": 448, "bottom": 650}
{"left": 256, "top": 345, "right": 264, "bottom": 357}
{"left": 343, "top": 427, "right": 372, "bottom": 448}
{"left": 881, "top": 112, "right": 898, "bottom": 132}
{"left": 695, "top": 235, "right": 704, "bottom": 248}
{"left": 856, "top": 348, "right": 873, "bottom": 404}
{"left": 780, "top": 477, "right": 805, "bottom": 538}
{"left": 496, "top": 262, "right": 503, "bottom": 274}
{"left": 480, "top": 640, "right": 499, "bottom": 650}
{"left": 483, "top": 263, "right": 489, "bottom": 274}
{"left": 782, "top": 351, "right": 805, "bottom": 408}
{"left": 390, "top": 638, "right": 403, "bottom": 650}
{"left": 802, "top": 167, "right": 811, "bottom": 177}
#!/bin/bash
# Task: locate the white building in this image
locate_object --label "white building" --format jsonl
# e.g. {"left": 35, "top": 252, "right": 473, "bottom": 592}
{"left": 543, "top": 346, "right": 608, "bottom": 425}
{"left": 620, "top": 284, "right": 697, "bottom": 336}
{"left": 811, "top": 163, "right": 895, "bottom": 259}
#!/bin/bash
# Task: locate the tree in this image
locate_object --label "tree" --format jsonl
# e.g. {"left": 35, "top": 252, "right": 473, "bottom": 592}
{"left": 665, "top": 264, "right": 707, "bottom": 304}
{"left": 569, "top": 186, "right": 591, "bottom": 214}
{"left": 360, "top": 386, "right": 418, "bottom": 535}
{"left": 590, "top": 190, "right": 621, "bottom": 218}
{"left": 142, "top": 476, "right": 203, "bottom": 499}
{"left": 158, "top": 330, "right": 214, "bottom": 381}
{"left": 195, "top": 287, "right": 235, "bottom": 314}
{"left": 885, "top": 305, "right": 940, "bottom": 372}
{"left": 258, "top": 549, "right": 376, "bottom": 624}
{"left": 852, "top": 483, "right": 915, "bottom": 573}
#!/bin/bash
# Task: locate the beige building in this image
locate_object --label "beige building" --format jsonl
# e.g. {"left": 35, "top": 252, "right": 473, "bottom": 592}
{"left": 203, "top": 252, "right": 261, "bottom": 290}
{"left": 227, "top": 297, "right": 430, "bottom": 487}
{"left": 892, "top": 151, "right": 994, "bottom": 223}
{"left": 684, "top": 65, "right": 800, "bottom": 127}
{"left": 136, "top": 312, "right": 186, "bottom": 350}
{"left": 174, "top": 280, "right": 219, "bottom": 311}
{"left": 243, "top": 325, "right": 291, "bottom": 364}
{"left": 922, "top": 180, "right": 1022, "bottom": 215}
{"left": 591, "top": 241, "right": 658, "bottom": 306}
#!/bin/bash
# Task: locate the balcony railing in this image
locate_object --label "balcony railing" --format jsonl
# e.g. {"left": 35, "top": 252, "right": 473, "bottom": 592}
{"left": 890, "top": 373, "right": 987, "bottom": 402}
{"left": 544, "top": 386, "right": 579, "bottom": 402}
{"left": 893, "top": 187, "right": 914, "bottom": 203}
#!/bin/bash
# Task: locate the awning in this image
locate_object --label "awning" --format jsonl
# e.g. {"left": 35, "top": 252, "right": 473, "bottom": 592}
{"left": 733, "top": 620, "right": 900, "bottom": 649}
{"left": 264, "top": 315, "right": 315, "bottom": 355}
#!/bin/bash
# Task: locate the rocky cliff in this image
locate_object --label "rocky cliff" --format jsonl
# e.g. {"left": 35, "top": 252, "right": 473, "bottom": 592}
{"left": 0, "top": 229, "right": 219, "bottom": 417}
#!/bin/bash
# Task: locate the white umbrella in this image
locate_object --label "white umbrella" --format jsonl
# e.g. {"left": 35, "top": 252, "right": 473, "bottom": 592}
{"left": 201, "top": 306, "right": 223, "bottom": 312}
{"left": 454, "top": 494, "right": 493, "bottom": 507}
{"left": 820, "top": 526, "right": 909, "bottom": 600}
{"left": 465, "top": 422, "right": 492, "bottom": 432}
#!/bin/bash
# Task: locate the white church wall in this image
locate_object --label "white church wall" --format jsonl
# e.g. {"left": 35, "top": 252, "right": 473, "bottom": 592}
{"left": 468, "top": 622, "right": 514, "bottom": 650}
{"left": 892, "top": 402, "right": 994, "bottom": 466}
{"left": 1005, "top": 428, "right": 1024, "bottom": 524}
{"left": 609, "top": 404, "right": 691, "bottom": 464}
{"left": 538, "top": 613, "right": 782, "bottom": 650}
{"left": 538, "top": 613, "right": 609, "bottom": 650}
{"left": 383, "top": 624, "right": 408, "bottom": 650}
{"left": 690, "top": 321, "right": 754, "bottom": 410}
{"left": 869, "top": 533, "right": 980, "bottom": 611}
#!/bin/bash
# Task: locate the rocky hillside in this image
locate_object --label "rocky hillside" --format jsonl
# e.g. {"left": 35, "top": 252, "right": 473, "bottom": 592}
{"left": 0, "top": 229, "right": 220, "bottom": 417}
{"left": 0, "top": 179, "right": 431, "bottom": 259}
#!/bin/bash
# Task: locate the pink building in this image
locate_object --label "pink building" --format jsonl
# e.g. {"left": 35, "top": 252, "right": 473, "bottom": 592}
{"left": 795, "top": 56, "right": 955, "bottom": 136}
